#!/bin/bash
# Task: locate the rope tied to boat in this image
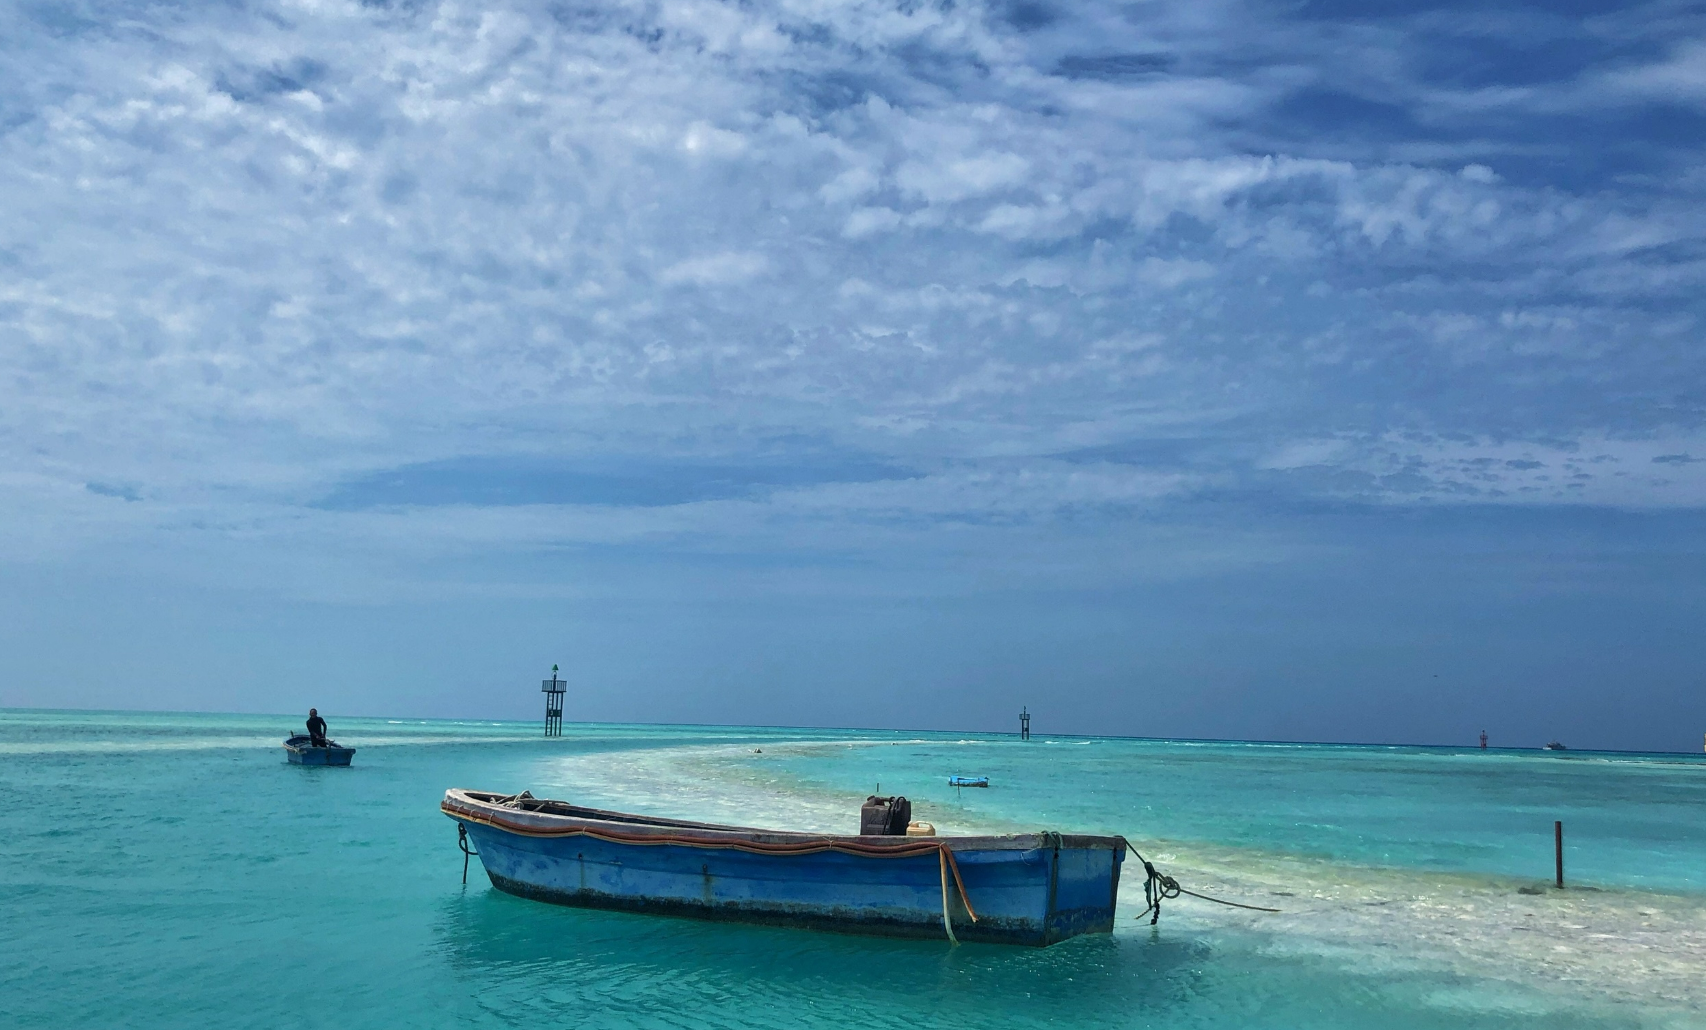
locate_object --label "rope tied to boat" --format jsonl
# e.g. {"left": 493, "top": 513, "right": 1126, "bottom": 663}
{"left": 1122, "top": 839, "right": 1281, "bottom": 923}
{"left": 457, "top": 822, "right": 479, "bottom": 885}
{"left": 1137, "top": 857, "right": 1179, "bottom": 925}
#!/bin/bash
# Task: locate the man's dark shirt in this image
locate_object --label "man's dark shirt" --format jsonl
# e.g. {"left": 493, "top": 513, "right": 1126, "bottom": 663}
{"left": 307, "top": 715, "right": 328, "bottom": 744}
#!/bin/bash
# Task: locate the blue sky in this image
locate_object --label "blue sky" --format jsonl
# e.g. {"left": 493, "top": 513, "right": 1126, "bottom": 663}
{"left": 2, "top": 0, "right": 1703, "bottom": 749}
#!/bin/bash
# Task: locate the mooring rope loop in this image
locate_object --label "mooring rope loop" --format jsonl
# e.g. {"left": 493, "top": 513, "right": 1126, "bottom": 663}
{"left": 457, "top": 822, "right": 480, "bottom": 885}
{"left": 1121, "top": 838, "right": 1281, "bottom": 923}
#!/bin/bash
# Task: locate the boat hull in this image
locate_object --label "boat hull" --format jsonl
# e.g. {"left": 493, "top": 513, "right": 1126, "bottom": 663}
{"left": 443, "top": 789, "right": 1123, "bottom": 947}
{"left": 284, "top": 736, "right": 355, "bottom": 765}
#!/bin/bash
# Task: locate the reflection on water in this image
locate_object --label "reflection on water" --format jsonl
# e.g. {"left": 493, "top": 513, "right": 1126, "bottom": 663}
{"left": 429, "top": 887, "right": 1659, "bottom": 1030}
{"left": 434, "top": 888, "right": 1203, "bottom": 1006}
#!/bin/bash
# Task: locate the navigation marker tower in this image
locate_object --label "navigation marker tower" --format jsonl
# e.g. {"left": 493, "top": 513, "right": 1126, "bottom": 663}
{"left": 543, "top": 664, "right": 566, "bottom": 737}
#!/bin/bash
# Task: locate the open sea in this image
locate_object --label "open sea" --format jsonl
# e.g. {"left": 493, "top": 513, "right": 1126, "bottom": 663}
{"left": 3, "top": 709, "right": 1703, "bottom": 1029}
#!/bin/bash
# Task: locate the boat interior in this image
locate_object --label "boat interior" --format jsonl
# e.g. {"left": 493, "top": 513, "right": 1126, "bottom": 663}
{"left": 462, "top": 790, "right": 764, "bottom": 832}
{"left": 285, "top": 734, "right": 348, "bottom": 750}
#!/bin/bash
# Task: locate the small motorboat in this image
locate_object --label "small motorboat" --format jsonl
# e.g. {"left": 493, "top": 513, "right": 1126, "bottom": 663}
{"left": 284, "top": 734, "right": 356, "bottom": 766}
{"left": 1544, "top": 741, "right": 1567, "bottom": 751}
{"left": 442, "top": 788, "right": 1127, "bottom": 947}
{"left": 947, "top": 775, "right": 989, "bottom": 788}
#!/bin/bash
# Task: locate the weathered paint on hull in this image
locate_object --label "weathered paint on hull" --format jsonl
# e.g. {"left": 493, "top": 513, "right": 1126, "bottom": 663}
{"left": 445, "top": 790, "right": 1123, "bottom": 947}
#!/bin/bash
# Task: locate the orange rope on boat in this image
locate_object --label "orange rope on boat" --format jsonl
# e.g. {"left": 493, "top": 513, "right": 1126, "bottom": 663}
{"left": 445, "top": 800, "right": 981, "bottom": 937}
{"left": 939, "top": 844, "right": 978, "bottom": 921}
{"left": 937, "top": 848, "right": 959, "bottom": 944}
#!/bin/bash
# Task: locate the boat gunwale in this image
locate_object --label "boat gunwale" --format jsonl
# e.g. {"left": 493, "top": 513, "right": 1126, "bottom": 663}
{"left": 441, "top": 788, "right": 1125, "bottom": 853}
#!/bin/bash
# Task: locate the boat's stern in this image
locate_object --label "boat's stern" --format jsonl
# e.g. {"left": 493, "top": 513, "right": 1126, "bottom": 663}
{"left": 1042, "top": 837, "right": 1124, "bottom": 943}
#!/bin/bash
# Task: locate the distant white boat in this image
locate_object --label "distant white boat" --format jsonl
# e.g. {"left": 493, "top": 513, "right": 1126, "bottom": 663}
{"left": 1544, "top": 741, "right": 1567, "bottom": 751}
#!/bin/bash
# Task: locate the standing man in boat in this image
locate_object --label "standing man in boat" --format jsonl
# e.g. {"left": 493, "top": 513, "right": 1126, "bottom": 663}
{"left": 306, "top": 708, "right": 328, "bottom": 747}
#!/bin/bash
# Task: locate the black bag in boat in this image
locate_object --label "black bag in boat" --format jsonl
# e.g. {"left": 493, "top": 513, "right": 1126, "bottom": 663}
{"left": 860, "top": 795, "right": 911, "bottom": 835}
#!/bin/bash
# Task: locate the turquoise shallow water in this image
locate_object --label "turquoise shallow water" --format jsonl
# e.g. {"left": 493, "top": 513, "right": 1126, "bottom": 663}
{"left": 3, "top": 710, "right": 1704, "bottom": 1029}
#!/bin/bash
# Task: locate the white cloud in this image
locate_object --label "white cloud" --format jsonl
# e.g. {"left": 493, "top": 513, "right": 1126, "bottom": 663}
{"left": 658, "top": 251, "right": 771, "bottom": 286}
{"left": 0, "top": 0, "right": 1703, "bottom": 598}
{"left": 1600, "top": 39, "right": 1706, "bottom": 104}
{"left": 894, "top": 151, "right": 1030, "bottom": 204}
{"left": 1136, "top": 257, "right": 1216, "bottom": 288}
{"left": 842, "top": 206, "right": 904, "bottom": 238}
{"left": 819, "top": 166, "right": 880, "bottom": 204}
{"left": 976, "top": 202, "right": 1075, "bottom": 240}
{"left": 681, "top": 120, "right": 748, "bottom": 157}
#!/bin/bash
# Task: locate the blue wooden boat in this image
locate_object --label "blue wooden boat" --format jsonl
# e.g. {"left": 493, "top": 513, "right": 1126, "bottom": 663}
{"left": 948, "top": 775, "right": 989, "bottom": 788}
{"left": 441, "top": 788, "right": 1126, "bottom": 946}
{"left": 283, "top": 734, "right": 355, "bottom": 766}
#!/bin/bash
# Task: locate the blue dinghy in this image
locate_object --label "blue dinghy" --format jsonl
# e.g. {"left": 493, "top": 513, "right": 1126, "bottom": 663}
{"left": 284, "top": 734, "right": 355, "bottom": 766}
{"left": 442, "top": 788, "right": 1125, "bottom": 946}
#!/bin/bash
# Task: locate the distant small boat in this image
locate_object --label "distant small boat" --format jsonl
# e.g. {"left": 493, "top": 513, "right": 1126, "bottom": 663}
{"left": 284, "top": 734, "right": 355, "bottom": 766}
{"left": 442, "top": 788, "right": 1125, "bottom": 946}
{"left": 947, "top": 775, "right": 989, "bottom": 788}
{"left": 1544, "top": 741, "right": 1567, "bottom": 751}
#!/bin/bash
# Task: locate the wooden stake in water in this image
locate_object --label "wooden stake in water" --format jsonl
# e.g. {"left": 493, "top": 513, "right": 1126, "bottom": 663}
{"left": 1555, "top": 820, "right": 1564, "bottom": 889}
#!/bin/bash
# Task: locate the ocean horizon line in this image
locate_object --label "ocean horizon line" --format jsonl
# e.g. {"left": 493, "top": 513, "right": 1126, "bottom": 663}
{"left": 5, "top": 704, "right": 1701, "bottom": 759}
